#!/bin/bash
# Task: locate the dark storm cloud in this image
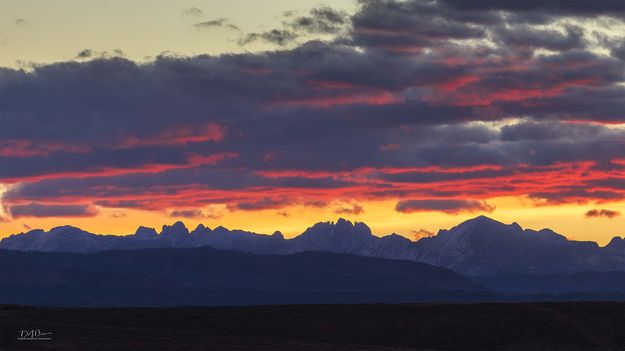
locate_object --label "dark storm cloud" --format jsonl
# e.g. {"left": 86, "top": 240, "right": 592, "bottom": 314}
{"left": 395, "top": 199, "right": 495, "bottom": 214}
{"left": 0, "top": 40, "right": 621, "bottom": 149}
{"left": 438, "top": 0, "right": 625, "bottom": 17}
{"left": 493, "top": 25, "right": 585, "bottom": 51}
{"left": 611, "top": 47, "right": 625, "bottom": 62}
{"left": 7, "top": 203, "right": 98, "bottom": 218}
{"left": 351, "top": 0, "right": 494, "bottom": 51}
{"left": 500, "top": 121, "right": 603, "bottom": 142}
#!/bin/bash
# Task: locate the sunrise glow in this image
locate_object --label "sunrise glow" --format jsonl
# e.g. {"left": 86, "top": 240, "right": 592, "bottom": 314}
{"left": 1, "top": 0, "right": 625, "bottom": 247}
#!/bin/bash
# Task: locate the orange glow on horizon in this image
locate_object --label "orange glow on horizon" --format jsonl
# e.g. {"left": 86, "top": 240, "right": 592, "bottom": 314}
{"left": 2, "top": 197, "right": 624, "bottom": 247}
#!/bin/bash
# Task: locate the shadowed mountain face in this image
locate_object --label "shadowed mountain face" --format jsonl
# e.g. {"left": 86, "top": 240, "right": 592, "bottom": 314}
{"left": 1, "top": 216, "right": 624, "bottom": 276}
{"left": 414, "top": 216, "right": 602, "bottom": 276}
{"left": 0, "top": 248, "right": 488, "bottom": 307}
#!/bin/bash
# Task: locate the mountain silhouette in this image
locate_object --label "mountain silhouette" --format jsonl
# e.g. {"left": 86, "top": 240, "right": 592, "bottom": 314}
{"left": 413, "top": 215, "right": 601, "bottom": 275}
{"left": 1, "top": 215, "right": 624, "bottom": 276}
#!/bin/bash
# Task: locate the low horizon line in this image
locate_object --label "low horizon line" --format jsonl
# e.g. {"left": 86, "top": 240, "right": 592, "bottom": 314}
{"left": 5, "top": 214, "right": 622, "bottom": 248}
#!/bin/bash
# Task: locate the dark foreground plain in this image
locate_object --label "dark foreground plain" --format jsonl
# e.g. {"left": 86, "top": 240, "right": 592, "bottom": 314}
{"left": 2, "top": 302, "right": 625, "bottom": 351}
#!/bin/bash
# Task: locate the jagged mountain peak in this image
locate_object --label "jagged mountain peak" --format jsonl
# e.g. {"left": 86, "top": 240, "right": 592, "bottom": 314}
{"left": 171, "top": 220, "right": 187, "bottom": 228}
{"left": 192, "top": 224, "right": 212, "bottom": 234}
{"left": 335, "top": 217, "right": 353, "bottom": 227}
{"left": 213, "top": 225, "right": 229, "bottom": 233}
{"left": 354, "top": 221, "right": 372, "bottom": 232}
{"left": 134, "top": 226, "right": 158, "bottom": 239}
{"left": 161, "top": 221, "right": 189, "bottom": 236}
{"left": 290, "top": 218, "right": 376, "bottom": 254}
{"left": 3, "top": 216, "right": 624, "bottom": 276}
{"left": 457, "top": 215, "right": 509, "bottom": 229}
{"left": 606, "top": 236, "right": 625, "bottom": 249}
{"left": 303, "top": 218, "right": 372, "bottom": 237}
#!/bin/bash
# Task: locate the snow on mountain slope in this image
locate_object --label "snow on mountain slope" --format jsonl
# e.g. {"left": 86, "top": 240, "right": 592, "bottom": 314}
{"left": 1, "top": 216, "right": 623, "bottom": 276}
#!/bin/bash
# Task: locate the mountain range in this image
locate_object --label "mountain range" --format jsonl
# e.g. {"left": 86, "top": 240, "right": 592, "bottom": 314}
{"left": 2, "top": 215, "right": 624, "bottom": 276}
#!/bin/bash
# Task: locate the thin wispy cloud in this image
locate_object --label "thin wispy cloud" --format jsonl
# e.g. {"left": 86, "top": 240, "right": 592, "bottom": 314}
{"left": 181, "top": 7, "right": 204, "bottom": 17}
{"left": 194, "top": 18, "right": 240, "bottom": 31}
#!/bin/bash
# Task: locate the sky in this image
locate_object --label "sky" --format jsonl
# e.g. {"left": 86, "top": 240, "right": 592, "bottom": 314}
{"left": 2, "top": 0, "right": 625, "bottom": 244}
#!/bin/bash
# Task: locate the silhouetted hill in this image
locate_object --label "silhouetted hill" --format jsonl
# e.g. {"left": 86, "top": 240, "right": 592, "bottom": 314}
{"left": 0, "top": 247, "right": 489, "bottom": 307}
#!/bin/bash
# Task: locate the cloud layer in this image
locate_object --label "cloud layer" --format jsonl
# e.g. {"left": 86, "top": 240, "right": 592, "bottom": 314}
{"left": 2, "top": 0, "right": 625, "bottom": 219}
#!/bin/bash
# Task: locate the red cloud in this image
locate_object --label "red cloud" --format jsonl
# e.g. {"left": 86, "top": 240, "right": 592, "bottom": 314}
{"left": 274, "top": 91, "right": 400, "bottom": 108}
{"left": 119, "top": 123, "right": 225, "bottom": 148}
{"left": 1, "top": 152, "right": 237, "bottom": 184}
{"left": 0, "top": 140, "right": 90, "bottom": 157}
{"left": 436, "top": 78, "right": 599, "bottom": 107}
{"left": 4, "top": 157, "right": 625, "bottom": 218}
